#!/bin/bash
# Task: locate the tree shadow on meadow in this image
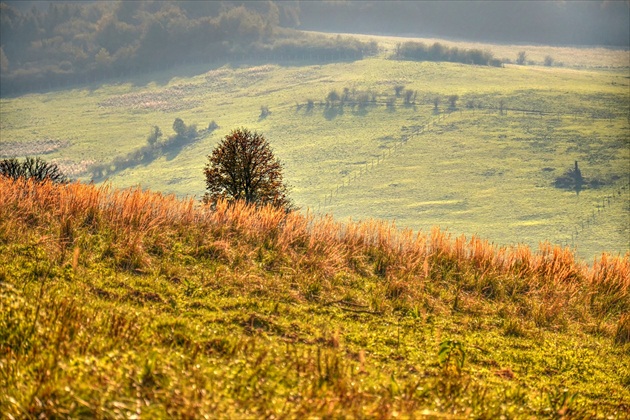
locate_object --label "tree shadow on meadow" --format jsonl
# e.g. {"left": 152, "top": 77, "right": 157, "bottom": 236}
{"left": 90, "top": 126, "right": 210, "bottom": 181}
{"left": 324, "top": 105, "right": 344, "bottom": 121}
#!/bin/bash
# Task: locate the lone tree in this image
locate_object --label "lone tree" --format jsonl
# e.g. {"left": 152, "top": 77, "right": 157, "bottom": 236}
{"left": 203, "top": 128, "right": 291, "bottom": 210}
{"left": 147, "top": 125, "right": 162, "bottom": 145}
{"left": 326, "top": 89, "right": 340, "bottom": 107}
{"left": 544, "top": 55, "right": 554, "bottom": 67}
{"left": 259, "top": 105, "right": 270, "bottom": 119}
{"left": 173, "top": 118, "right": 186, "bottom": 137}
{"left": 433, "top": 96, "right": 440, "bottom": 113}
{"left": 448, "top": 94, "right": 459, "bottom": 110}
{"left": 403, "top": 89, "right": 417, "bottom": 105}
{"left": 172, "top": 117, "right": 197, "bottom": 140}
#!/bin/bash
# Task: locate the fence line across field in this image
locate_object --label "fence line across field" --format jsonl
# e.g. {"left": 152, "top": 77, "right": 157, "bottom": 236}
{"left": 563, "top": 180, "right": 630, "bottom": 251}
{"left": 318, "top": 112, "right": 450, "bottom": 210}
{"left": 314, "top": 106, "right": 628, "bottom": 257}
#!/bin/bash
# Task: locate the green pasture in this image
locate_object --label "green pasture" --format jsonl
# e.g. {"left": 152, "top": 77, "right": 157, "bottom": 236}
{"left": 3, "top": 253, "right": 630, "bottom": 417}
{"left": 328, "top": 111, "right": 628, "bottom": 258}
{"left": 1, "top": 45, "right": 628, "bottom": 261}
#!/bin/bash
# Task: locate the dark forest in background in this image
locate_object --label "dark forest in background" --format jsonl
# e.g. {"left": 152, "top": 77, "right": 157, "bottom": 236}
{"left": 0, "top": 1, "right": 374, "bottom": 95}
{"left": 1, "top": 1, "right": 628, "bottom": 96}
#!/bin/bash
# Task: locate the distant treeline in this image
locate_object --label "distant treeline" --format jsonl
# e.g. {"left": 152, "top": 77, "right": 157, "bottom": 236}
{"left": 0, "top": 1, "right": 376, "bottom": 95}
{"left": 4, "top": 0, "right": 625, "bottom": 96}
{"left": 394, "top": 42, "right": 502, "bottom": 67}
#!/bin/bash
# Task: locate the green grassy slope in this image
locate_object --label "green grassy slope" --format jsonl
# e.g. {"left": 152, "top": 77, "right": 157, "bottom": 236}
{"left": 1, "top": 38, "right": 628, "bottom": 261}
{"left": 1, "top": 179, "right": 629, "bottom": 418}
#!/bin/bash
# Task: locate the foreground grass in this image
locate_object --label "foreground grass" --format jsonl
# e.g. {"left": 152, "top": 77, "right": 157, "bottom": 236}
{"left": 1, "top": 178, "right": 629, "bottom": 418}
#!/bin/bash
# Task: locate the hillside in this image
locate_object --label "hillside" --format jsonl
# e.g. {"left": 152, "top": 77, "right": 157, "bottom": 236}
{"left": 0, "top": 1, "right": 375, "bottom": 96}
{"left": 1, "top": 40, "right": 628, "bottom": 261}
{"left": 1, "top": 178, "right": 629, "bottom": 417}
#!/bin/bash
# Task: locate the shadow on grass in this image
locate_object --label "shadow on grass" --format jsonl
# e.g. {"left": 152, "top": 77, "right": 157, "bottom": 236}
{"left": 324, "top": 105, "right": 344, "bottom": 120}
{"left": 351, "top": 106, "right": 369, "bottom": 117}
{"left": 2, "top": 55, "right": 366, "bottom": 98}
{"left": 90, "top": 131, "right": 208, "bottom": 181}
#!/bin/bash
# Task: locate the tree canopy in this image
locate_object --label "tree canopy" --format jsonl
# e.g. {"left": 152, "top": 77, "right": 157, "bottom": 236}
{"left": 0, "top": 1, "right": 375, "bottom": 96}
{"left": 203, "top": 128, "right": 291, "bottom": 210}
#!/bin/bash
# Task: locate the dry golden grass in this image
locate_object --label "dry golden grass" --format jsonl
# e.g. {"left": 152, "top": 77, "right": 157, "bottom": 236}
{"left": 1, "top": 177, "right": 627, "bottom": 324}
{"left": 2, "top": 177, "right": 630, "bottom": 418}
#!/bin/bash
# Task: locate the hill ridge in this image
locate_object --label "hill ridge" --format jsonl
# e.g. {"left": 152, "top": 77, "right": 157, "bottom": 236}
{"left": 1, "top": 178, "right": 629, "bottom": 417}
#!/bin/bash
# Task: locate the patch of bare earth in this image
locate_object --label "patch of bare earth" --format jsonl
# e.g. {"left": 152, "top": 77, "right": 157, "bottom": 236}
{"left": 98, "top": 84, "right": 202, "bottom": 112}
{"left": 51, "top": 159, "right": 96, "bottom": 177}
{"left": 0, "top": 139, "right": 70, "bottom": 158}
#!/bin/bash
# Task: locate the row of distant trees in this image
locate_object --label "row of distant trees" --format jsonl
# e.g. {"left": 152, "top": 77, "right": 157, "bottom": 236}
{"left": 394, "top": 42, "right": 502, "bottom": 67}
{"left": 0, "top": 1, "right": 376, "bottom": 95}
{"left": 515, "top": 51, "right": 556, "bottom": 67}
{"left": 300, "top": 86, "right": 467, "bottom": 115}
{"left": 395, "top": 43, "right": 561, "bottom": 69}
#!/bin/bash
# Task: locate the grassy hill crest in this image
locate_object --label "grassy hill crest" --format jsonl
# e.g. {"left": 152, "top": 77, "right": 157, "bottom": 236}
{"left": 1, "top": 177, "right": 629, "bottom": 417}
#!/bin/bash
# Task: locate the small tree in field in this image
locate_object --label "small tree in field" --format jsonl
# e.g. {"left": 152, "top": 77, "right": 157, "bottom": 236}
{"left": 433, "top": 96, "right": 440, "bottom": 113}
{"left": 403, "top": 89, "right": 417, "bottom": 105}
{"left": 448, "top": 94, "right": 459, "bottom": 110}
{"left": 544, "top": 55, "right": 554, "bottom": 67}
{"left": 147, "top": 125, "right": 162, "bottom": 145}
{"left": 173, "top": 118, "right": 186, "bottom": 137}
{"left": 203, "top": 128, "right": 292, "bottom": 210}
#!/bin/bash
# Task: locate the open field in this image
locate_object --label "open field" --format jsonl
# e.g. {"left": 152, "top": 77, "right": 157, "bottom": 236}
{"left": 326, "top": 110, "right": 629, "bottom": 260}
{"left": 1, "top": 35, "right": 628, "bottom": 261}
{"left": 1, "top": 179, "right": 629, "bottom": 417}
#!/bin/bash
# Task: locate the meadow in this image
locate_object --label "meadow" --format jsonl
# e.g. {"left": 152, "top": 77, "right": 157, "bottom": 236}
{"left": 0, "top": 33, "right": 628, "bottom": 262}
{"left": 1, "top": 178, "right": 629, "bottom": 418}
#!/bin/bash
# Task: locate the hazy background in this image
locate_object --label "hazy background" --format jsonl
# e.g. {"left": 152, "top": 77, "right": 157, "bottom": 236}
{"left": 6, "top": 0, "right": 630, "bottom": 46}
{"left": 2, "top": 1, "right": 628, "bottom": 96}
{"left": 296, "top": 1, "right": 630, "bottom": 46}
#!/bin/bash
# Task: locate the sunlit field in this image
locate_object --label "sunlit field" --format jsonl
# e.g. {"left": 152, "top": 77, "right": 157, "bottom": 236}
{"left": 3, "top": 0, "right": 630, "bottom": 412}
{"left": 1, "top": 34, "right": 628, "bottom": 261}
{"left": 1, "top": 178, "right": 629, "bottom": 417}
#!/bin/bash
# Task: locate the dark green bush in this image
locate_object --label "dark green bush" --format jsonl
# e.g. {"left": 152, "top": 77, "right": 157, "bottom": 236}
{"left": 0, "top": 157, "right": 68, "bottom": 183}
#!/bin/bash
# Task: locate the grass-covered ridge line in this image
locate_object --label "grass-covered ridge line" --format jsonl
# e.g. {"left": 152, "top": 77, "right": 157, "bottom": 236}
{"left": 1, "top": 178, "right": 629, "bottom": 418}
